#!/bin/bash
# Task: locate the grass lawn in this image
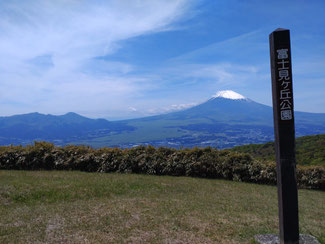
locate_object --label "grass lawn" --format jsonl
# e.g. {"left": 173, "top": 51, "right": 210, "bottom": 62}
{"left": 0, "top": 170, "right": 324, "bottom": 244}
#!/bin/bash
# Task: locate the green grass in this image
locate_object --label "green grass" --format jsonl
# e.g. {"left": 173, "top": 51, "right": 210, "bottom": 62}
{"left": 1, "top": 170, "right": 324, "bottom": 243}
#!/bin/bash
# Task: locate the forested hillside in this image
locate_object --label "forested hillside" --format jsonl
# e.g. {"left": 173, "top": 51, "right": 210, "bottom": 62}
{"left": 231, "top": 134, "right": 325, "bottom": 167}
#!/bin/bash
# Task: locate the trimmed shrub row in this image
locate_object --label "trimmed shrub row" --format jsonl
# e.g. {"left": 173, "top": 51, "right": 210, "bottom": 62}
{"left": 0, "top": 141, "right": 324, "bottom": 190}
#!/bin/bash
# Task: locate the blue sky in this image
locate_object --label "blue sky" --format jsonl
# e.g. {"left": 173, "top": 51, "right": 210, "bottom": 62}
{"left": 0, "top": 0, "right": 324, "bottom": 119}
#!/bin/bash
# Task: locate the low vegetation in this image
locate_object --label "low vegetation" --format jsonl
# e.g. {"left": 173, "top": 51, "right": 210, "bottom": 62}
{"left": 0, "top": 141, "right": 324, "bottom": 190}
{"left": 1, "top": 170, "right": 324, "bottom": 243}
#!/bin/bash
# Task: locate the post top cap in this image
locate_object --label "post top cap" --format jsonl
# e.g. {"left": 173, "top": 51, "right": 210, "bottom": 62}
{"left": 274, "top": 28, "right": 289, "bottom": 32}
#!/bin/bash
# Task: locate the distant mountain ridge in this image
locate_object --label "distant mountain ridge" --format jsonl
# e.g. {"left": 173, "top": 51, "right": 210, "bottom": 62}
{"left": 0, "top": 112, "right": 134, "bottom": 146}
{"left": 1, "top": 90, "right": 325, "bottom": 148}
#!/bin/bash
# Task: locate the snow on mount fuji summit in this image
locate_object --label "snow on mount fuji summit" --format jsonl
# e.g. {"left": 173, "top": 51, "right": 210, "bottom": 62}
{"left": 212, "top": 90, "right": 247, "bottom": 100}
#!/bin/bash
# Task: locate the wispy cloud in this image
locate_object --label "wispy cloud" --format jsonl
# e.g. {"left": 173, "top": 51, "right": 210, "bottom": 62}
{"left": 0, "top": 0, "right": 191, "bottom": 116}
{"left": 168, "top": 30, "right": 265, "bottom": 64}
{"left": 163, "top": 63, "right": 259, "bottom": 85}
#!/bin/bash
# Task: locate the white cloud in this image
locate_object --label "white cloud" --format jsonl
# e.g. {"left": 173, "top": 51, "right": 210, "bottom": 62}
{"left": 181, "top": 63, "right": 259, "bottom": 84}
{"left": 128, "top": 107, "right": 137, "bottom": 112}
{"left": 159, "top": 62, "right": 261, "bottom": 88}
{"left": 169, "top": 103, "right": 197, "bottom": 111}
{"left": 147, "top": 102, "right": 197, "bottom": 115}
{"left": 0, "top": 0, "right": 191, "bottom": 116}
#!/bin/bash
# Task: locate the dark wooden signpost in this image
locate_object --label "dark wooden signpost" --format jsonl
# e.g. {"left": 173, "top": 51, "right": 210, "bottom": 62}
{"left": 269, "top": 28, "right": 299, "bottom": 244}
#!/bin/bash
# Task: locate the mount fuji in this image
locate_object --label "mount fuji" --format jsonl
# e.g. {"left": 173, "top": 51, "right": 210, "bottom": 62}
{"left": 159, "top": 90, "right": 273, "bottom": 124}
{"left": 1, "top": 90, "right": 325, "bottom": 148}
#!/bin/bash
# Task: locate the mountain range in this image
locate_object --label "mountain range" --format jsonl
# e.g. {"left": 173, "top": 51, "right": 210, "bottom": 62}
{"left": 1, "top": 90, "right": 325, "bottom": 149}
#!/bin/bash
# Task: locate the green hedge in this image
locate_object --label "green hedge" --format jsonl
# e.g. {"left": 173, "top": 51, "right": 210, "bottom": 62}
{"left": 0, "top": 142, "right": 324, "bottom": 190}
